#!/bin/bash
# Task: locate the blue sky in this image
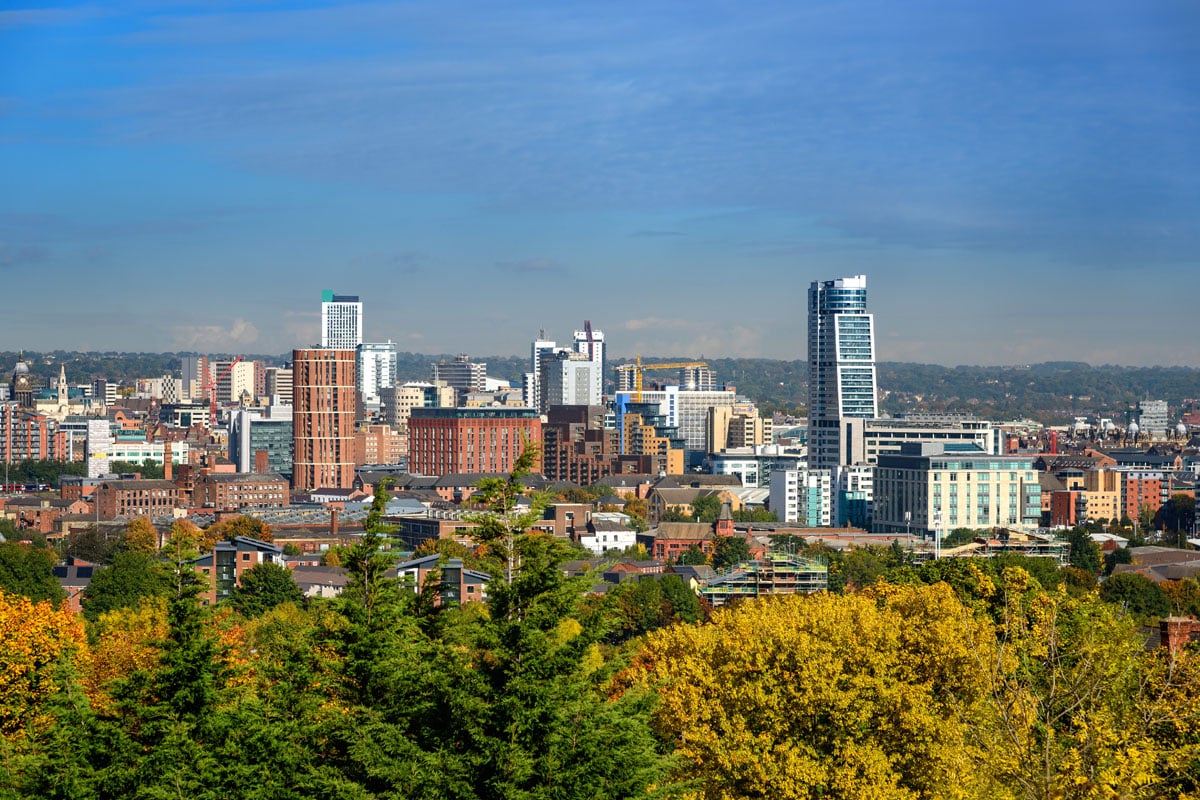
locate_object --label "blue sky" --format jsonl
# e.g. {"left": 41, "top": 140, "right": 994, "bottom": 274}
{"left": 2, "top": 0, "right": 1198, "bottom": 365}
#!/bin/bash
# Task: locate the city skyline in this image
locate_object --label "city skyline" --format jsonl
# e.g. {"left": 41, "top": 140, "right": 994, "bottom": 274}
{"left": 2, "top": 2, "right": 1198, "bottom": 365}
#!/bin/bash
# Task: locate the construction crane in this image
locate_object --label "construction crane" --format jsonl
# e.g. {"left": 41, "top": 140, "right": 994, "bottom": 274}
{"left": 202, "top": 356, "right": 244, "bottom": 427}
{"left": 614, "top": 356, "right": 708, "bottom": 402}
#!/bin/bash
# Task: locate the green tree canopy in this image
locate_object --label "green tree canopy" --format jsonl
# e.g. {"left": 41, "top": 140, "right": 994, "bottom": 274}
{"left": 80, "top": 549, "right": 171, "bottom": 622}
{"left": 711, "top": 535, "right": 751, "bottom": 570}
{"left": 231, "top": 561, "right": 304, "bottom": 618}
{"left": 1099, "top": 572, "right": 1170, "bottom": 620}
{"left": 0, "top": 542, "right": 65, "bottom": 603}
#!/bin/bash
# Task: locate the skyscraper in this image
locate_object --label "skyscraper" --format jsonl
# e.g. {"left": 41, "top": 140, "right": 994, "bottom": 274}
{"left": 320, "top": 290, "right": 363, "bottom": 350}
{"left": 807, "top": 275, "right": 877, "bottom": 470}
{"left": 292, "top": 348, "right": 356, "bottom": 490}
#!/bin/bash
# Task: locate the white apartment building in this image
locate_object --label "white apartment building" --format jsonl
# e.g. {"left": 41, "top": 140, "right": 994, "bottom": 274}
{"left": 873, "top": 442, "right": 1042, "bottom": 536}
{"left": 769, "top": 468, "right": 834, "bottom": 526}
{"left": 320, "top": 290, "right": 363, "bottom": 350}
{"left": 357, "top": 341, "right": 397, "bottom": 406}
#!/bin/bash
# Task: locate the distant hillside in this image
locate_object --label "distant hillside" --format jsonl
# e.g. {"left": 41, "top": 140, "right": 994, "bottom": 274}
{"left": 5, "top": 351, "right": 1199, "bottom": 425}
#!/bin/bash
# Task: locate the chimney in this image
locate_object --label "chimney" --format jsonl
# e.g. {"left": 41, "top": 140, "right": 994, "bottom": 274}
{"left": 1161, "top": 616, "right": 1200, "bottom": 653}
{"left": 330, "top": 507, "right": 339, "bottom": 538}
{"left": 163, "top": 441, "right": 173, "bottom": 481}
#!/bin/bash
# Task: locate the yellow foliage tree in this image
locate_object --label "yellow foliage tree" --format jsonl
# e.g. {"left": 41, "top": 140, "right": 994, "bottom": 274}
{"left": 0, "top": 590, "right": 86, "bottom": 742}
{"left": 83, "top": 597, "right": 168, "bottom": 713}
{"left": 123, "top": 517, "right": 159, "bottom": 553}
{"left": 625, "top": 583, "right": 998, "bottom": 800}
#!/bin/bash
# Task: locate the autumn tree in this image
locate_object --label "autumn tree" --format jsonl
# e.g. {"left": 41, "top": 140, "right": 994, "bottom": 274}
{"left": 0, "top": 590, "right": 86, "bottom": 743}
{"left": 626, "top": 583, "right": 997, "bottom": 799}
{"left": 205, "top": 515, "right": 273, "bottom": 544}
{"left": 123, "top": 516, "right": 159, "bottom": 553}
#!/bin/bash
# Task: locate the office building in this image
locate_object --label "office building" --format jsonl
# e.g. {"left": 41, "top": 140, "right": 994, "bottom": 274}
{"left": 432, "top": 355, "right": 488, "bottom": 398}
{"left": 197, "top": 472, "right": 290, "bottom": 511}
{"left": 408, "top": 407, "right": 541, "bottom": 476}
{"left": 292, "top": 349, "right": 356, "bottom": 491}
{"left": 214, "top": 359, "right": 255, "bottom": 406}
{"left": 808, "top": 275, "right": 877, "bottom": 470}
{"left": 379, "top": 382, "right": 456, "bottom": 430}
{"left": 180, "top": 356, "right": 210, "bottom": 401}
{"left": 706, "top": 404, "right": 773, "bottom": 452}
{"left": 357, "top": 341, "right": 397, "bottom": 406}
{"left": 1138, "top": 400, "right": 1170, "bottom": 440}
{"left": 837, "top": 416, "right": 998, "bottom": 467}
{"left": 265, "top": 367, "right": 293, "bottom": 405}
{"left": 230, "top": 406, "right": 294, "bottom": 475}
{"left": 320, "top": 290, "right": 363, "bottom": 350}
{"left": 618, "top": 387, "right": 737, "bottom": 468}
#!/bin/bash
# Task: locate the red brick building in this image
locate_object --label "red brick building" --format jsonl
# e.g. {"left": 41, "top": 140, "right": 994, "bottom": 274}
{"left": 197, "top": 472, "right": 290, "bottom": 511}
{"left": 408, "top": 407, "right": 541, "bottom": 477}
{"left": 95, "top": 479, "right": 180, "bottom": 519}
{"left": 292, "top": 348, "right": 357, "bottom": 491}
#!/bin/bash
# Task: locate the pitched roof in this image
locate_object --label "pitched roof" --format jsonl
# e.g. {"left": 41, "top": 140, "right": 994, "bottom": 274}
{"left": 652, "top": 522, "right": 714, "bottom": 541}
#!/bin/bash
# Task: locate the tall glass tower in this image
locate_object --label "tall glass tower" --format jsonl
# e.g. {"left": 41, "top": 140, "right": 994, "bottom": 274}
{"left": 808, "top": 275, "right": 877, "bottom": 470}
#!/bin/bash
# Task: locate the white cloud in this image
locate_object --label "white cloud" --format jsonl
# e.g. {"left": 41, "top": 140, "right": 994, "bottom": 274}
{"left": 172, "top": 318, "right": 260, "bottom": 350}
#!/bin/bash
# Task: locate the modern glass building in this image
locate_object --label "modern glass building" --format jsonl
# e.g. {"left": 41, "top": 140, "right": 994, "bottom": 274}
{"left": 807, "top": 275, "right": 877, "bottom": 470}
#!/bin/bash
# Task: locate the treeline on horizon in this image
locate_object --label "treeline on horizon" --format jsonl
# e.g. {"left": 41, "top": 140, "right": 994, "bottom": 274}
{"left": 4, "top": 462, "right": 1200, "bottom": 798}
{"left": 6, "top": 351, "right": 1200, "bottom": 422}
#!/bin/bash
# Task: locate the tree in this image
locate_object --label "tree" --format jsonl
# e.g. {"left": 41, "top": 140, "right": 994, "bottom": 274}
{"left": 711, "top": 535, "right": 750, "bottom": 570}
{"left": 63, "top": 524, "right": 123, "bottom": 564}
{"left": 1067, "top": 526, "right": 1102, "bottom": 574}
{"left": 622, "top": 496, "right": 649, "bottom": 531}
{"left": 123, "top": 517, "right": 158, "bottom": 553}
{"left": 659, "top": 508, "right": 691, "bottom": 523}
{"left": 0, "top": 542, "right": 65, "bottom": 603}
{"left": 205, "top": 515, "right": 273, "bottom": 544}
{"left": 625, "top": 583, "right": 997, "bottom": 799}
{"left": 676, "top": 544, "right": 708, "bottom": 566}
{"left": 80, "top": 550, "right": 171, "bottom": 622}
{"left": 0, "top": 590, "right": 86, "bottom": 742}
{"left": 733, "top": 507, "right": 777, "bottom": 522}
{"left": 1104, "top": 546, "right": 1133, "bottom": 576}
{"left": 691, "top": 493, "right": 723, "bottom": 523}
{"left": 231, "top": 562, "right": 304, "bottom": 618}
{"left": 1099, "top": 572, "right": 1170, "bottom": 620}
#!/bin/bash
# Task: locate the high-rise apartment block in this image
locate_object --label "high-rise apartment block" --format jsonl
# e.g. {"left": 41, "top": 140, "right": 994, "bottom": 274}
{"left": 292, "top": 349, "right": 356, "bottom": 491}
{"left": 320, "top": 291, "right": 363, "bottom": 350}
{"left": 808, "top": 275, "right": 878, "bottom": 470}
{"left": 357, "top": 341, "right": 397, "bottom": 405}
{"left": 572, "top": 324, "right": 605, "bottom": 401}
{"left": 539, "top": 350, "right": 600, "bottom": 411}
